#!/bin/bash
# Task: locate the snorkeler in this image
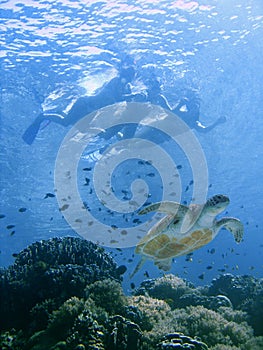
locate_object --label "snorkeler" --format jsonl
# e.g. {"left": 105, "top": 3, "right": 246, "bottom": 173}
{"left": 22, "top": 64, "right": 136, "bottom": 145}
{"left": 131, "top": 78, "right": 226, "bottom": 133}
{"left": 172, "top": 91, "right": 226, "bottom": 133}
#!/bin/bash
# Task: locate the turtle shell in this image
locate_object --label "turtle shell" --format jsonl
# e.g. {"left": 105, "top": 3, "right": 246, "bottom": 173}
{"left": 136, "top": 228, "right": 213, "bottom": 260}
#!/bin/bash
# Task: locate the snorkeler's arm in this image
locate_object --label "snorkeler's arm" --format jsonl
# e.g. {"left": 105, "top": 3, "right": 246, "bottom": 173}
{"left": 158, "top": 94, "right": 172, "bottom": 110}
{"left": 194, "top": 116, "right": 226, "bottom": 133}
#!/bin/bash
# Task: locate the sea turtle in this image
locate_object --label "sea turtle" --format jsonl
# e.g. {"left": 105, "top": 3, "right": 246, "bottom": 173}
{"left": 130, "top": 194, "right": 243, "bottom": 278}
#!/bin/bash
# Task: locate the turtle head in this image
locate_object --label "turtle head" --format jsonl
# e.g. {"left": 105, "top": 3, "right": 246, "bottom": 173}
{"left": 205, "top": 194, "right": 230, "bottom": 215}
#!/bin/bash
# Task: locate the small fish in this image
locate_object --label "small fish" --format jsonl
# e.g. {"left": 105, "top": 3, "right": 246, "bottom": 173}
{"left": 209, "top": 184, "right": 212, "bottom": 188}
{"left": 19, "top": 207, "right": 27, "bottom": 212}
{"left": 210, "top": 248, "right": 216, "bottom": 254}
{"left": 12, "top": 253, "right": 18, "bottom": 258}
{"left": 84, "top": 178, "right": 90, "bottom": 186}
{"left": 147, "top": 173, "right": 155, "bottom": 177}
{"left": 121, "top": 230, "right": 128, "bottom": 235}
{"left": 59, "top": 204, "right": 69, "bottom": 211}
{"left": 44, "top": 193, "right": 55, "bottom": 199}
{"left": 189, "top": 180, "right": 194, "bottom": 185}
{"left": 75, "top": 219, "right": 82, "bottom": 223}
{"left": 83, "top": 167, "right": 92, "bottom": 171}
{"left": 176, "top": 165, "right": 182, "bottom": 169}
{"left": 198, "top": 273, "right": 205, "bottom": 280}
{"left": 144, "top": 270, "right": 149, "bottom": 278}
{"left": 116, "top": 265, "right": 127, "bottom": 275}
{"left": 10, "top": 230, "right": 15, "bottom": 236}
{"left": 130, "top": 282, "right": 136, "bottom": 289}
{"left": 185, "top": 257, "right": 193, "bottom": 262}
{"left": 0, "top": 214, "right": 5, "bottom": 219}
{"left": 206, "top": 265, "right": 213, "bottom": 270}
{"left": 128, "top": 259, "right": 133, "bottom": 263}
{"left": 217, "top": 268, "right": 226, "bottom": 272}
{"left": 185, "top": 186, "right": 189, "bottom": 192}
{"left": 6, "top": 225, "right": 15, "bottom": 230}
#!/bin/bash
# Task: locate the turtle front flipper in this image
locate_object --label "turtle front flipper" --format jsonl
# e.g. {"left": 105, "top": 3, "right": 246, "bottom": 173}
{"left": 216, "top": 217, "right": 244, "bottom": 243}
{"left": 139, "top": 201, "right": 188, "bottom": 215}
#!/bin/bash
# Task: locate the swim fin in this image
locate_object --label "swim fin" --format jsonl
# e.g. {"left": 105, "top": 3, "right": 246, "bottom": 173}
{"left": 22, "top": 119, "right": 42, "bottom": 145}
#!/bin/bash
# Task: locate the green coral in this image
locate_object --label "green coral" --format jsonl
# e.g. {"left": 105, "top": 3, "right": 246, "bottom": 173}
{"left": 170, "top": 305, "right": 253, "bottom": 348}
{"left": 85, "top": 278, "right": 128, "bottom": 315}
{"left": 27, "top": 296, "right": 106, "bottom": 350}
{"left": 129, "top": 295, "right": 172, "bottom": 332}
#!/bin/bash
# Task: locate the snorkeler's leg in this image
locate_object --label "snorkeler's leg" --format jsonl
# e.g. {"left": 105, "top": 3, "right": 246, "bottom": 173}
{"left": 22, "top": 112, "right": 67, "bottom": 144}
{"left": 22, "top": 113, "right": 46, "bottom": 145}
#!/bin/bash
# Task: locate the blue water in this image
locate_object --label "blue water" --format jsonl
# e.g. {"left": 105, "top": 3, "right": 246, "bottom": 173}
{"left": 0, "top": 0, "right": 263, "bottom": 291}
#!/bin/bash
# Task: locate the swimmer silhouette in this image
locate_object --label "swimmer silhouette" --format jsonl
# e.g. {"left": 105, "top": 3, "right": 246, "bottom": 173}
{"left": 128, "top": 78, "right": 225, "bottom": 133}
{"left": 172, "top": 90, "right": 226, "bottom": 133}
{"left": 22, "top": 65, "right": 135, "bottom": 145}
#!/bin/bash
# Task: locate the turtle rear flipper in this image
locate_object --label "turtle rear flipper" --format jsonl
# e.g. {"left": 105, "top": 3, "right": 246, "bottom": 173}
{"left": 129, "top": 257, "right": 146, "bottom": 279}
{"left": 154, "top": 258, "right": 172, "bottom": 271}
{"left": 216, "top": 217, "right": 244, "bottom": 243}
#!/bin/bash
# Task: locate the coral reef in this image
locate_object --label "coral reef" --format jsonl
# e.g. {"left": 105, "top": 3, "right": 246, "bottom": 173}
{"left": 0, "top": 238, "right": 262, "bottom": 350}
{"left": 0, "top": 237, "right": 122, "bottom": 331}
{"left": 157, "top": 333, "right": 208, "bottom": 350}
{"left": 207, "top": 274, "right": 263, "bottom": 336}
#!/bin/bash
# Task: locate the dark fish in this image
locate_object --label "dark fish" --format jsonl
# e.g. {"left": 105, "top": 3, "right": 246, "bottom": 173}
{"left": 128, "top": 259, "right": 133, "bottom": 263}
{"left": 198, "top": 273, "right": 205, "bottom": 280}
{"left": 84, "top": 178, "right": 90, "bottom": 186}
{"left": 217, "top": 268, "right": 226, "bottom": 272}
{"left": 10, "top": 231, "right": 15, "bottom": 236}
{"left": 83, "top": 167, "right": 92, "bottom": 171}
{"left": 209, "top": 184, "right": 212, "bottom": 188}
{"left": 185, "top": 186, "right": 189, "bottom": 192}
{"left": 210, "top": 248, "right": 216, "bottom": 254}
{"left": 19, "top": 207, "right": 27, "bottom": 212}
{"left": 144, "top": 271, "right": 149, "bottom": 278}
{"left": 206, "top": 265, "right": 213, "bottom": 270}
{"left": 44, "top": 193, "right": 55, "bottom": 199}
{"left": 12, "top": 253, "right": 18, "bottom": 258}
{"left": 116, "top": 265, "right": 127, "bottom": 275}
{"left": 0, "top": 214, "right": 5, "bottom": 219}
{"left": 147, "top": 173, "right": 155, "bottom": 177}
{"left": 145, "top": 160, "right": 152, "bottom": 165}
{"left": 130, "top": 282, "right": 135, "bottom": 289}
{"left": 176, "top": 165, "right": 182, "bottom": 169}
{"left": 133, "top": 218, "right": 142, "bottom": 224}
{"left": 189, "top": 180, "right": 194, "bottom": 185}
{"left": 116, "top": 248, "right": 122, "bottom": 252}
{"left": 6, "top": 225, "right": 15, "bottom": 229}
{"left": 59, "top": 204, "right": 69, "bottom": 211}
